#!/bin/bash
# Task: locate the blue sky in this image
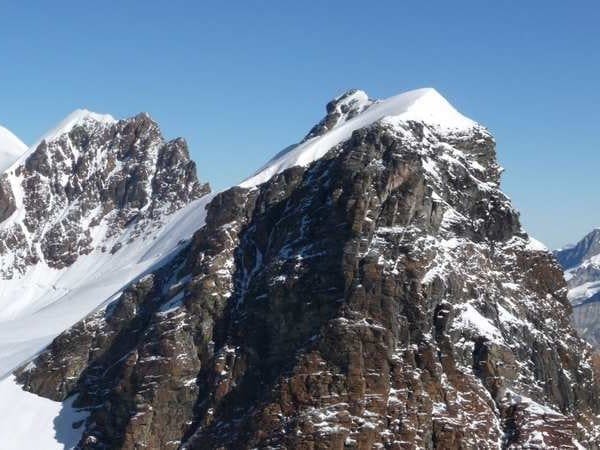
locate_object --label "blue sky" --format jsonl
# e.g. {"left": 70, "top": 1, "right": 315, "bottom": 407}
{"left": 1, "top": 1, "right": 598, "bottom": 248}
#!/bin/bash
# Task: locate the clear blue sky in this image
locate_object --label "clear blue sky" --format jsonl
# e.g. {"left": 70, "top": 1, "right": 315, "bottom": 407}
{"left": 1, "top": 1, "right": 598, "bottom": 248}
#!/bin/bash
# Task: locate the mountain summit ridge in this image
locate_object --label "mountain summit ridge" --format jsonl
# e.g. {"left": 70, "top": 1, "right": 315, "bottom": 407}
{"left": 240, "top": 87, "right": 479, "bottom": 188}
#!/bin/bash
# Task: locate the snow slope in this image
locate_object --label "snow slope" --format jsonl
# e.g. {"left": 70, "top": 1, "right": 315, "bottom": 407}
{"left": 0, "top": 376, "right": 88, "bottom": 450}
{"left": 0, "top": 194, "right": 213, "bottom": 449}
{"left": 240, "top": 88, "right": 477, "bottom": 188}
{"left": 0, "top": 125, "right": 27, "bottom": 172}
{"left": 0, "top": 194, "right": 213, "bottom": 377}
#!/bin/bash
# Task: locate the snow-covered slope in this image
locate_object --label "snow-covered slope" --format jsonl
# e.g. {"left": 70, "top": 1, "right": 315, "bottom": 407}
{"left": 0, "top": 125, "right": 27, "bottom": 172}
{"left": 0, "top": 194, "right": 213, "bottom": 377}
{"left": 0, "top": 194, "right": 212, "bottom": 449}
{"left": 0, "top": 375, "right": 88, "bottom": 450}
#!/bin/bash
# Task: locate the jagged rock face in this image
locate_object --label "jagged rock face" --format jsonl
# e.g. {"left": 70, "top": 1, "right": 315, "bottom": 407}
{"left": 0, "top": 114, "right": 208, "bottom": 275}
{"left": 16, "top": 110, "right": 600, "bottom": 450}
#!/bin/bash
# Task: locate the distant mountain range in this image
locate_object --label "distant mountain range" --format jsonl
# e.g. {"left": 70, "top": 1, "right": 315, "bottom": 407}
{"left": 555, "top": 229, "right": 600, "bottom": 346}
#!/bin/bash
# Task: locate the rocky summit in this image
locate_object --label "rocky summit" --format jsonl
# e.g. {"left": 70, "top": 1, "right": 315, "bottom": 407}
{"left": 2, "top": 89, "right": 600, "bottom": 449}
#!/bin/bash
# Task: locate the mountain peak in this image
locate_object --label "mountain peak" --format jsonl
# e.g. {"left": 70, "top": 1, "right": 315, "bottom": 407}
{"left": 0, "top": 111, "right": 209, "bottom": 276}
{"left": 379, "top": 87, "right": 476, "bottom": 130}
{"left": 0, "top": 125, "right": 27, "bottom": 153}
{"left": 304, "top": 89, "right": 373, "bottom": 141}
{"left": 240, "top": 87, "right": 480, "bottom": 188}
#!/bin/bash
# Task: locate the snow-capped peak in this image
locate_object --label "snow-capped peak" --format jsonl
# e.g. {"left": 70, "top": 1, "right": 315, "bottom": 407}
{"left": 240, "top": 87, "right": 478, "bottom": 188}
{"left": 30, "top": 109, "right": 116, "bottom": 151}
{"left": 380, "top": 88, "right": 476, "bottom": 130}
{"left": 0, "top": 126, "right": 27, "bottom": 172}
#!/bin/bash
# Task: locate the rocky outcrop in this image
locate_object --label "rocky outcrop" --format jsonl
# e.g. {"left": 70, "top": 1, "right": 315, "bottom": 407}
{"left": 304, "top": 90, "right": 372, "bottom": 140}
{"left": 12, "top": 90, "right": 600, "bottom": 449}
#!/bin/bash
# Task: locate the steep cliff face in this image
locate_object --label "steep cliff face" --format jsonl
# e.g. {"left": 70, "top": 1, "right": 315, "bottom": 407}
{"left": 9, "top": 88, "right": 600, "bottom": 449}
{"left": 555, "top": 229, "right": 600, "bottom": 346}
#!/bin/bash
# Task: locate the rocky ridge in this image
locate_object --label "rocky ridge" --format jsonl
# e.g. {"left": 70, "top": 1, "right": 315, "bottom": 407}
{"left": 9, "top": 88, "right": 600, "bottom": 449}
